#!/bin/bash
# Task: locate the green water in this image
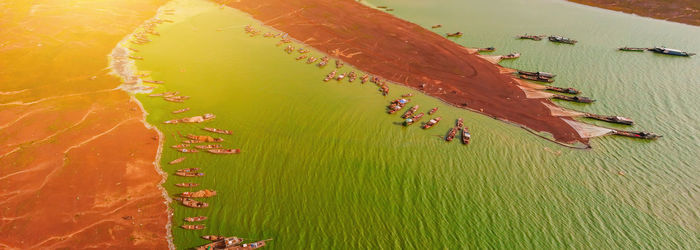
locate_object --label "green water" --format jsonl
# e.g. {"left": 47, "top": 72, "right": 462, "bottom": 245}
{"left": 131, "top": 0, "right": 699, "bottom": 248}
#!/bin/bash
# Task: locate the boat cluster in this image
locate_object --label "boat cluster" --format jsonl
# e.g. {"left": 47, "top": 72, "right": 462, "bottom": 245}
{"left": 619, "top": 46, "right": 695, "bottom": 57}
{"left": 387, "top": 96, "right": 472, "bottom": 144}
{"left": 517, "top": 34, "right": 578, "bottom": 44}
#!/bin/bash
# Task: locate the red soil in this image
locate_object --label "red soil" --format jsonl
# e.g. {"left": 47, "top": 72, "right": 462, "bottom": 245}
{"left": 216, "top": 0, "right": 586, "bottom": 145}
{"left": 568, "top": 0, "right": 699, "bottom": 26}
{"left": 0, "top": 0, "right": 169, "bottom": 248}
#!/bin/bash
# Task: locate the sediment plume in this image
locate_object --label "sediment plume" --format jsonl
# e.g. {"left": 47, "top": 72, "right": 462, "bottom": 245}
{"left": 216, "top": 0, "right": 588, "bottom": 145}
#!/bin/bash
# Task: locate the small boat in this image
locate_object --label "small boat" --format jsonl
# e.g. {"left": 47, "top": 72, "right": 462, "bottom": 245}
{"left": 517, "top": 70, "right": 556, "bottom": 79}
{"left": 360, "top": 75, "right": 369, "bottom": 84}
{"left": 336, "top": 72, "right": 346, "bottom": 81}
{"left": 201, "top": 235, "right": 224, "bottom": 241}
{"left": 335, "top": 60, "right": 344, "bottom": 68}
{"left": 431, "top": 24, "right": 442, "bottom": 29}
{"left": 445, "top": 127, "right": 458, "bottom": 141}
{"left": 387, "top": 98, "right": 410, "bottom": 114}
{"left": 143, "top": 80, "right": 165, "bottom": 84}
{"left": 129, "top": 56, "right": 144, "bottom": 60}
{"left": 171, "top": 144, "right": 189, "bottom": 149}
{"left": 518, "top": 34, "right": 542, "bottom": 41}
{"left": 648, "top": 47, "right": 695, "bottom": 57}
{"left": 175, "top": 183, "right": 200, "bottom": 187}
{"left": 207, "top": 149, "right": 241, "bottom": 154}
{"left": 519, "top": 74, "right": 554, "bottom": 83}
{"left": 612, "top": 130, "right": 661, "bottom": 139}
{"left": 477, "top": 47, "right": 495, "bottom": 52}
{"left": 181, "top": 224, "right": 205, "bottom": 230}
{"left": 203, "top": 127, "right": 232, "bottom": 135}
{"left": 428, "top": 107, "right": 438, "bottom": 115}
{"left": 176, "top": 168, "right": 200, "bottom": 173}
{"left": 295, "top": 55, "right": 308, "bottom": 60}
{"left": 164, "top": 97, "right": 184, "bottom": 103}
{"left": 172, "top": 108, "right": 190, "bottom": 114}
{"left": 380, "top": 85, "right": 389, "bottom": 96}
{"left": 456, "top": 118, "right": 464, "bottom": 129}
{"left": 377, "top": 6, "right": 387, "bottom": 8}
{"left": 318, "top": 57, "right": 330, "bottom": 67}
{"left": 306, "top": 57, "right": 318, "bottom": 64}
{"left": 401, "top": 93, "right": 413, "bottom": 97}
{"left": 180, "top": 198, "right": 208, "bottom": 208}
{"left": 548, "top": 36, "right": 577, "bottom": 44}
{"left": 175, "top": 172, "right": 205, "bottom": 177}
{"left": 552, "top": 95, "right": 595, "bottom": 103}
{"left": 298, "top": 48, "right": 310, "bottom": 53}
{"left": 186, "top": 134, "right": 224, "bottom": 142}
{"left": 386, "top": 8, "right": 394, "bottom": 11}
{"left": 182, "top": 140, "right": 202, "bottom": 144}
{"left": 324, "top": 70, "right": 337, "bottom": 82}
{"left": 422, "top": 117, "right": 441, "bottom": 129}
{"left": 178, "top": 148, "right": 199, "bottom": 153}
{"left": 195, "top": 237, "right": 245, "bottom": 250}
{"left": 180, "top": 189, "right": 217, "bottom": 198}
{"left": 584, "top": 113, "right": 634, "bottom": 125}
{"left": 194, "top": 144, "right": 223, "bottom": 149}
{"left": 347, "top": 71, "right": 357, "bottom": 82}
{"left": 169, "top": 157, "right": 186, "bottom": 165}
{"left": 618, "top": 47, "right": 647, "bottom": 52}
{"left": 501, "top": 53, "right": 520, "bottom": 59}
{"left": 185, "top": 216, "right": 208, "bottom": 222}
{"left": 446, "top": 32, "right": 463, "bottom": 37}
{"left": 239, "top": 240, "right": 269, "bottom": 249}
{"left": 544, "top": 86, "right": 579, "bottom": 94}
{"left": 462, "top": 127, "right": 471, "bottom": 145}
{"left": 401, "top": 105, "right": 419, "bottom": 119}
{"left": 404, "top": 113, "right": 424, "bottom": 126}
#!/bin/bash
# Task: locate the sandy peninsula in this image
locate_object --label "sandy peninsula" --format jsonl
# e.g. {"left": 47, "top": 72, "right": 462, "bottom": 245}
{"left": 0, "top": 0, "right": 169, "bottom": 248}
{"left": 215, "top": 0, "right": 587, "bottom": 145}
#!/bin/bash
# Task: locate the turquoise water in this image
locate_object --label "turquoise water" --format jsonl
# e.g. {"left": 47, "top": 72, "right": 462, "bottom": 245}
{"left": 131, "top": 0, "right": 699, "bottom": 248}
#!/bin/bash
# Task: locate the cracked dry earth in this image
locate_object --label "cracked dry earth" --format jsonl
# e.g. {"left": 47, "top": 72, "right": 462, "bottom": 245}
{"left": 0, "top": 0, "right": 169, "bottom": 248}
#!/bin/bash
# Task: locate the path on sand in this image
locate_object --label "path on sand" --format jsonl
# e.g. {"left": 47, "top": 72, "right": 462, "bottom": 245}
{"left": 0, "top": 1, "right": 169, "bottom": 248}
{"left": 216, "top": 0, "right": 587, "bottom": 146}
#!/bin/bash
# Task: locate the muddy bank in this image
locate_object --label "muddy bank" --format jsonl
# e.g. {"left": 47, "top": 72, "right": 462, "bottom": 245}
{"left": 215, "top": 0, "right": 586, "bottom": 145}
{"left": 568, "top": 0, "right": 699, "bottom": 26}
{"left": 0, "top": 0, "right": 169, "bottom": 248}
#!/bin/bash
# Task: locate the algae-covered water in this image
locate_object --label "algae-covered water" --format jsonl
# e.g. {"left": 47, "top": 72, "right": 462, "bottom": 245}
{"left": 131, "top": 0, "right": 699, "bottom": 248}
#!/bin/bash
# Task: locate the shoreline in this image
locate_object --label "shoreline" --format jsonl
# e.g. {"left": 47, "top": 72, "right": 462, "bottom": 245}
{"left": 567, "top": 0, "right": 699, "bottom": 27}
{"left": 216, "top": 0, "right": 590, "bottom": 146}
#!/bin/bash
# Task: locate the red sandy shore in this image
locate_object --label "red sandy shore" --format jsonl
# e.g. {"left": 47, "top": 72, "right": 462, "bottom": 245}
{"left": 0, "top": 1, "right": 169, "bottom": 248}
{"left": 216, "top": 0, "right": 586, "bottom": 145}
{"left": 568, "top": 0, "right": 699, "bottom": 26}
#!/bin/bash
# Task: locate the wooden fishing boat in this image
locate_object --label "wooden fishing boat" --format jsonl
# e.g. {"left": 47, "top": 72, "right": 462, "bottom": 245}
{"left": 318, "top": 57, "right": 330, "bottom": 67}
{"left": 176, "top": 168, "right": 200, "bottom": 173}
{"left": 171, "top": 144, "right": 189, "bottom": 149}
{"left": 404, "top": 113, "right": 424, "bottom": 126}
{"left": 548, "top": 36, "right": 577, "bottom": 44}
{"left": 180, "top": 198, "right": 208, "bottom": 208}
{"left": 168, "top": 157, "right": 186, "bottom": 165}
{"left": 544, "top": 86, "right": 579, "bottom": 94}
{"left": 175, "top": 183, "right": 200, "bottom": 187}
{"left": 618, "top": 47, "right": 647, "bottom": 52}
{"left": 143, "top": 80, "right": 164, "bottom": 84}
{"left": 194, "top": 144, "right": 223, "bottom": 149}
{"left": 203, "top": 127, "right": 232, "bottom": 135}
{"left": 401, "top": 93, "right": 413, "bottom": 97}
{"left": 178, "top": 148, "right": 199, "bottom": 153}
{"left": 336, "top": 72, "right": 346, "bottom": 81}
{"left": 186, "top": 134, "right": 224, "bottom": 142}
{"left": 180, "top": 189, "right": 217, "bottom": 198}
{"left": 181, "top": 224, "right": 205, "bottom": 230}
{"left": 401, "top": 105, "right": 419, "bottom": 119}
{"left": 552, "top": 95, "right": 595, "bottom": 103}
{"left": 129, "top": 56, "right": 144, "bottom": 60}
{"left": 164, "top": 97, "right": 184, "bottom": 103}
{"left": 360, "top": 75, "right": 369, "bottom": 84}
{"left": 207, "top": 149, "right": 241, "bottom": 154}
{"left": 347, "top": 71, "right": 357, "bottom": 82}
{"left": 182, "top": 140, "right": 202, "bottom": 144}
{"left": 457, "top": 118, "right": 464, "bottom": 129}
{"left": 517, "top": 70, "right": 556, "bottom": 79}
{"left": 295, "top": 55, "right": 307, "bottom": 60}
{"left": 201, "top": 235, "right": 224, "bottom": 241}
{"left": 324, "top": 70, "right": 337, "bottom": 82}
{"left": 446, "top": 32, "right": 463, "bottom": 37}
{"left": 462, "top": 127, "right": 471, "bottom": 145}
{"left": 519, "top": 74, "right": 554, "bottom": 83}
{"left": 238, "top": 239, "right": 270, "bottom": 249}
{"left": 422, "top": 117, "right": 441, "bottom": 129}
{"left": 185, "top": 216, "right": 208, "bottom": 222}
{"left": 306, "top": 57, "right": 318, "bottom": 64}
{"left": 611, "top": 130, "right": 661, "bottom": 139}
{"left": 584, "top": 113, "right": 633, "bottom": 125}
{"left": 648, "top": 47, "right": 695, "bottom": 56}
{"left": 298, "top": 48, "right": 310, "bottom": 53}
{"left": 501, "top": 53, "right": 521, "bottom": 59}
{"left": 428, "top": 107, "right": 438, "bottom": 115}
{"left": 518, "top": 34, "right": 542, "bottom": 41}
{"left": 175, "top": 172, "right": 205, "bottom": 177}
{"left": 431, "top": 24, "right": 442, "bottom": 29}
{"left": 195, "top": 237, "right": 245, "bottom": 250}
{"left": 445, "top": 127, "right": 458, "bottom": 141}
{"left": 477, "top": 47, "right": 495, "bottom": 52}
{"left": 172, "top": 108, "right": 190, "bottom": 114}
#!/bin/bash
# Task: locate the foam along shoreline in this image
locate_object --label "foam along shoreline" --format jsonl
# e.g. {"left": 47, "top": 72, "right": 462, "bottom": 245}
{"left": 215, "top": 0, "right": 663, "bottom": 148}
